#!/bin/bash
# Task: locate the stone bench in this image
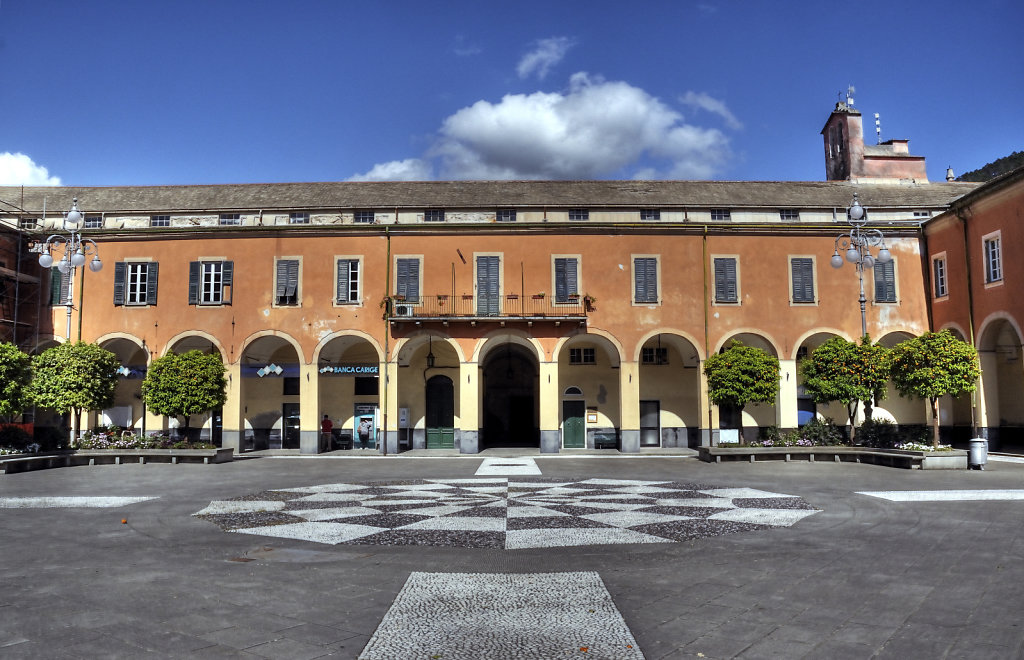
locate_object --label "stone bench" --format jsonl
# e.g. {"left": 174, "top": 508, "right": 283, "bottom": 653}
{"left": 697, "top": 446, "right": 968, "bottom": 470}
{"left": 0, "top": 448, "right": 234, "bottom": 474}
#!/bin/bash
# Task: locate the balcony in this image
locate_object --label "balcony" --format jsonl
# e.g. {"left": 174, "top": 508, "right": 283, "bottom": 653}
{"left": 389, "top": 294, "right": 588, "bottom": 324}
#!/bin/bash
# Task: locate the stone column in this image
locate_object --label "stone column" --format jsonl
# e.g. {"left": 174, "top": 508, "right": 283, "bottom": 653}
{"left": 220, "top": 362, "right": 244, "bottom": 453}
{"left": 619, "top": 361, "right": 640, "bottom": 453}
{"left": 777, "top": 359, "right": 799, "bottom": 431}
{"left": 978, "top": 351, "right": 999, "bottom": 446}
{"left": 382, "top": 360, "right": 400, "bottom": 454}
{"left": 538, "top": 360, "right": 560, "bottom": 453}
{"left": 458, "top": 361, "right": 479, "bottom": 453}
{"left": 299, "top": 363, "right": 320, "bottom": 454}
{"left": 698, "top": 360, "right": 718, "bottom": 446}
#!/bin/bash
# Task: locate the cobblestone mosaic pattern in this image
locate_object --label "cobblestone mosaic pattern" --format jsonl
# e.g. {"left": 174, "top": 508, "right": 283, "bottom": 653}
{"left": 193, "top": 478, "right": 819, "bottom": 549}
{"left": 359, "top": 571, "right": 643, "bottom": 660}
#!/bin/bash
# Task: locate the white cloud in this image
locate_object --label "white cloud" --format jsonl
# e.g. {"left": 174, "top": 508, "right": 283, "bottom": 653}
{"left": 433, "top": 73, "right": 730, "bottom": 179}
{"left": 679, "top": 91, "right": 743, "bottom": 130}
{"left": 516, "top": 37, "right": 574, "bottom": 80}
{"left": 347, "top": 158, "right": 432, "bottom": 182}
{"left": 350, "top": 74, "right": 734, "bottom": 181}
{"left": 0, "top": 152, "right": 62, "bottom": 185}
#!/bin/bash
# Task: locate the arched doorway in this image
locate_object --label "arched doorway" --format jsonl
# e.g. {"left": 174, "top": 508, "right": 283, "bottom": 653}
{"left": 482, "top": 343, "right": 538, "bottom": 448}
{"left": 426, "top": 375, "right": 455, "bottom": 449}
{"left": 979, "top": 318, "right": 1024, "bottom": 450}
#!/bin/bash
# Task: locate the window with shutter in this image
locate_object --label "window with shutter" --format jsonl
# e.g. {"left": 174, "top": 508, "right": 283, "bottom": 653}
{"left": 190, "top": 260, "right": 232, "bottom": 305}
{"left": 336, "top": 259, "right": 360, "bottom": 304}
{"left": 633, "top": 257, "right": 658, "bottom": 304}
{"left": 791, "top": 258, "right": 815, "bottom": 303}
{"left": 395, "top": 258, "right": 420, "bottom": 303}
{"left": 476, "top": 256, "right": 500, "bottom": 316}
{"left": 873, "top": 260, "right": 896, "bottom": 303}
{"left": 713, "top": 257, "right": 738, "bottom": 303}
{"left": 554, "top": 258, "right": 578, "bottom": 303}
{"left": 50, "top": 267, "right": 71, "bottom": 306}
{"left": 275, "top": 259, "right": 300, "bottom": 306}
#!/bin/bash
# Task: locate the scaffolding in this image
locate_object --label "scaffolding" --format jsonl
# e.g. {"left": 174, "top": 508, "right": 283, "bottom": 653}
{"left": 0, "top": 205, "right": 45, "bottom": 352}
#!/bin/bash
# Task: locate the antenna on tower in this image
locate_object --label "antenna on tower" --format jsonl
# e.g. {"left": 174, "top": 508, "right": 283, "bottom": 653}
{"left": 846, "top": 85, "right": 856, "bottom": 107}
{"left": 874, "top": 112, "right": 881, "bottom": 144}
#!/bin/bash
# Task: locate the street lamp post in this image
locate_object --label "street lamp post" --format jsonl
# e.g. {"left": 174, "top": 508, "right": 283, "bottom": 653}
{"left": 37, "top": 198, "right": 103, "bottom": 340}
{"left": 831, "top": 192, "right": 891, "bottom": 339}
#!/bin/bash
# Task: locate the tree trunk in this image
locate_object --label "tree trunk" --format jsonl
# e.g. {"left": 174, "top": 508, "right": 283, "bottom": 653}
{"left": 183, "top": 415, "right": 191, "bottom": 444}
{"left": 70, "top": 407, "right": 80, "bottom": 447}
{"left": 931, "top": 397, "right": 940, "bottom": 447}
{"left": 847, "top": 401, "right": 860, "bottom": 444}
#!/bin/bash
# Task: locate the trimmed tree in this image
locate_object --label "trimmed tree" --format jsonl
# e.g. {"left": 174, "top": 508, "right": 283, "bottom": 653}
{"left": 31, "top": 342, "right": 119, "bottom": 444}
{"left": 889, "top": 329, "right": 980, "bottom": 447}
{"left": 0, "top": 342, "right": 33, "bottom": 424}
{"left": 142, "top": 350, "right": 227, "bottom": 441}
{"left": 703, "top": 340, "right": 780, "bottom": 438}
{"left": 799, "top": 336, "right": 890, "bottom": 442}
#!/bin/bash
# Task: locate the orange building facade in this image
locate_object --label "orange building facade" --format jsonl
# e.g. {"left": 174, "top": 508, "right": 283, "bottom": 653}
{"left": 924, "top": 166, "right": 1024, "bottom": 448}
{"left": 2, "top": 176, "right": 975, "bottom": 454}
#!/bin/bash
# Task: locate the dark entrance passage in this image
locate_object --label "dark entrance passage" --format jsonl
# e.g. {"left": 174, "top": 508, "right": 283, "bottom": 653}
{"left": 482, "top": 344, "right": 538, "bottom": 448}
{"left": 426, "top": 375, "right": 455, "bottom": 449}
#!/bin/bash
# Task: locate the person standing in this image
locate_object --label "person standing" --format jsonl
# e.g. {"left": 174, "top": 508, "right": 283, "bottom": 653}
{"left": 321, "top": 414, "right": 333, "bottom": 452}
{"left": 357, "top": 417, "right": 371, "bottom": 449}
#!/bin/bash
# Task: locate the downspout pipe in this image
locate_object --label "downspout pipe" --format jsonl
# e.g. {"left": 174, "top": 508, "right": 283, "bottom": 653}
{"left": 382, "top": 227, "right": 391, "bottom": 456}
{"left": 957, "top": 208, "right": 980, "bottom": 436}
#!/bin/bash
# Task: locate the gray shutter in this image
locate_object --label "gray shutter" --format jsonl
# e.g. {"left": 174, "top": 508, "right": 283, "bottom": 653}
{"left": 147, "top": 262, "right": 159, "bottom": 305}
{"left": 477, "top": 256, "right": 499, "bottom": 315}
{"left": 791, "top": 258, "right": 814, "bottom": 302}
{"left": 113, "top": 262, "right": 126, "bottom": 306}
{"left": 714, "top": 258, "right": 737, "bottom": 303}
{"left": 397, "top": 258, "right": 419, "bottom": 302}
{"left": 285, "top": 261, "right": 298, "bottom": 298}
{"left": 635, "top": 258, "right": 657, "bottom": 303}
{"left": 188, "top": 261, "right": 200, "bottom": 304}
{"left": 275, "top": 260, "right": 289, "bottom": 302}
{"left": 337, "top": 259, "right": 350, "bottom": 303}
{"left": 553, "top": 257, "right": 578, "bottom": 302}
{"left": 874, "top": 261, "right": 895, "bottom": 302}
{"left": 222, "top": 261, "right": 234, "bottom": 305}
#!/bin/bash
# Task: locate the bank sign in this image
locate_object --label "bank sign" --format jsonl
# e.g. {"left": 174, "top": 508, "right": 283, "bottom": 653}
{"left": 319, "top": 365, "right": 379, "bottom": 376}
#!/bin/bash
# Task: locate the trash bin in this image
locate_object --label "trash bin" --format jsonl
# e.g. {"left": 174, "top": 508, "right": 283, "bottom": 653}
{"left": 969, "top": 437, "right": 988, "bottom": 470}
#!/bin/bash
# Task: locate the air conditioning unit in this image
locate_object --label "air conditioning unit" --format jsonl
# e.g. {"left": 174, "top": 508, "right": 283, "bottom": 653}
{"left": 394, "top": 304, "right": 414, "bottom": 318}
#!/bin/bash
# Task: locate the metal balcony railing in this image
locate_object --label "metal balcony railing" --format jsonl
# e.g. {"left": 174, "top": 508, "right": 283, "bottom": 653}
{"left": 390, "top": 294, "right": 587, "bottom": 321}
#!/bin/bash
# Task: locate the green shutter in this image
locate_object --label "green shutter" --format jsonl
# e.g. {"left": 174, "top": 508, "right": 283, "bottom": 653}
{"left": 188, "top": 262, "right": 200, "bottom": 304}
{"left": 113, "top": 262, "right": 126, "bottom": 306}
{"left": 714, "top": 258, "right": 737, "bottom": 303}
{"left": 146, "top": 262, "right": 159, "bottom": 305}
{"left": 874, "top": 260, "right": 896, "bottom": 302}
{"left": 791, "top": 258, "right": 814, "bottom": 302}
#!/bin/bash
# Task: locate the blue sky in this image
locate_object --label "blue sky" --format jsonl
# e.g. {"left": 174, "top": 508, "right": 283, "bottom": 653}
{"left": 1, "top": 0, "right": 1021, "bottom": 186}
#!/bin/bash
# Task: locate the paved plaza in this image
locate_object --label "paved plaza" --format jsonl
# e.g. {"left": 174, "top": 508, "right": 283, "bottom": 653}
{"left": 2, "top": 452, "right": 1024, "bottom": 659}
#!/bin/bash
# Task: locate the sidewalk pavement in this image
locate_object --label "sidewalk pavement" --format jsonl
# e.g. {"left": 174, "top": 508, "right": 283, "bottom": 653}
{"left": 1, "top": 454, "right": 1022, "bottom": 659}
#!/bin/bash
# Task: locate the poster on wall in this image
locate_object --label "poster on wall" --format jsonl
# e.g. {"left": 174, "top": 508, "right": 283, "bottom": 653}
{"left": 353, "top": 403, "right": 378, "bottom": 449}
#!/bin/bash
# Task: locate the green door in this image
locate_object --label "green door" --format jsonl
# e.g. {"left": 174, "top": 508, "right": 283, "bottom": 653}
{"left": 563, "top": 400, "right": 585, "bottom": 448}
{"left": 426, "top": 375, "right": 455, "bottom": 449}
